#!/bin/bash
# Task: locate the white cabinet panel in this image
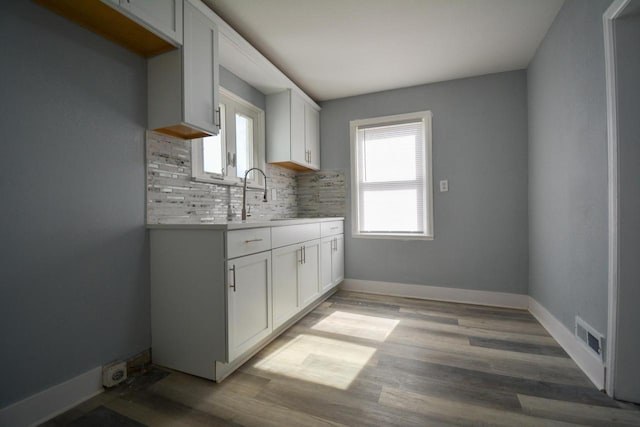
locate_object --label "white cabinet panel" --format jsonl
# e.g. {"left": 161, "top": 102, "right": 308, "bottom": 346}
{"left": 290, "top": 90, "right": 306, "bottom": 164}
{"left": 333, "top": 235, "right": 344, "bottom": 285}
{"left": 227, "top": 251, "right": 272, "bottom": 361}
{"left": 183, "top": 0, "right": 219, "bottom": 135}
{"left": 271, "top": 223, "right": 320, "bottom": 249}
{"left": 299, "top": 239, "right": 320, "bottom": 307}
{"left": 227, "top": 227, "right": 271, "bottom": 259}
{"left": 305, "top": 103, "right": 320, "bottom": 169}
{"left": 272, "top": 244, "right": 300, "bottom": 328}
{"left": 120, "top": 0, "right": 182, "bottom": 45}
{"left": 321, "top": 220, "right": 343, "bottom": 237}
{"left": 320, "top": 237, "right": 334, "bottom": 292}
{"left": 321, "top": 234, "right": 344, "bottom": 292}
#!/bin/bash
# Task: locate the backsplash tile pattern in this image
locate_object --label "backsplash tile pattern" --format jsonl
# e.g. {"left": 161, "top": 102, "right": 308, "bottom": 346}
{"left": 146, "top": 131, "right": 345, "bottom": 224}
{"left": 146, "top": 131, "right": 297, "bottom": 224}
{"left": 297, "top": 170, "right": 346, "bottom": 218}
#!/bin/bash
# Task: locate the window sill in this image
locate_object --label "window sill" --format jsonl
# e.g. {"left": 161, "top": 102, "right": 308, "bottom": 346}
{"left": 352, "top": 233, "right": 434, "bottom": 241}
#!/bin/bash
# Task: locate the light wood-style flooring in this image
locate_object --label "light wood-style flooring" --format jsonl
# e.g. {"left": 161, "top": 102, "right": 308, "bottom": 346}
{"left": 43, "top": 291, "right": 640, "bottom": 426}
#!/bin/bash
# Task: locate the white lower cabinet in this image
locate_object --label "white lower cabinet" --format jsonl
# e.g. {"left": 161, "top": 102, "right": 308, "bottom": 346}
{"left": 321, "top": 234, "right": 344, "bottom": 292}
{"left": 226, "top": 251, "right": 272, "bottom": 361}
{"left": 272, "top": 244, "right": 300, "bottom": 328}
{"left": 150, "top": 219, "right": 343, "bottom": 382}
{"left": 272, "top": 239, "right": 320, "bottom": 328}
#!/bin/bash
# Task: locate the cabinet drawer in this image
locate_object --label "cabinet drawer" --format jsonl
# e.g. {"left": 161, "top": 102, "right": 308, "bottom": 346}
{"left": 321, "top": 221, "right": 343, "bottom": 237}
{"left": 271, "top": 223, "right": 320, "bottom": 249}
{"left": 227, "top": 228, "right": 271, "bottom": 259}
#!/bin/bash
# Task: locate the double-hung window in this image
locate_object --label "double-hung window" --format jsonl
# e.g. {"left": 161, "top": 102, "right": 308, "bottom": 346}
{"left": 191, "top": 88, "right": 265, "bottom": 186}
{"left": 350, "top": 111, "right": 433, "bottom": 239}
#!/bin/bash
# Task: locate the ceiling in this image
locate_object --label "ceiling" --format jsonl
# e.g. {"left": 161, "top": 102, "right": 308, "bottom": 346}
{"left": 205, "top": 0, "right": 564, "bottom": 102}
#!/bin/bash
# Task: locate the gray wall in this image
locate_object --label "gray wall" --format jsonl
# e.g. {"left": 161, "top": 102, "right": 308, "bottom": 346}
{"left": 527, "top": 0, "right": 610, "bottom": 335}
{"left": 0, "top": 2, "right": 149, "bottom": 408}
{"left": 320, "top": 71, "right": 529, "bottom": 294}
{"left": 613, "top": 9, "right": 640, "bottom": 403}
{"left": 220, "top": 66, "right": 266, "bottom": 110}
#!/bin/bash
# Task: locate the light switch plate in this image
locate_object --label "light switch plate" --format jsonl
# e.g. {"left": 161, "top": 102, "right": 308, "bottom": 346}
{"left": 271, "top": 188, "right": 277, "bottom": 201}
{"left": 440, "top": 180, "right": 449, "bottom": 192}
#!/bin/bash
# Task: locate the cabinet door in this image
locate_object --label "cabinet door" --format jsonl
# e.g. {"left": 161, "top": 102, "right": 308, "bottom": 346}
{"left": 183, "top": 0, "right": 219, "bottom": 135}
{"left": 305, "top": 104, "right": 320, "bottom": 170}
{"left": 272, "top": 244, "right": 301, "bottom": 329}
{"left": 227, "top": 251, "right": 272, "bottom": 361}
{"left": 299, "top": 239, "right": 320, "bottom": 307}
{"left": 320, "top": 237, "right": 333, "bottom": 292}
{"left": 290, "top": 90, "right": 306, "bottom": 164}
{"left": 120, "top": 0, "right": 183, "bottom": 44}
{"left": 332, "top": 235, "right": 345, "bottom": 286}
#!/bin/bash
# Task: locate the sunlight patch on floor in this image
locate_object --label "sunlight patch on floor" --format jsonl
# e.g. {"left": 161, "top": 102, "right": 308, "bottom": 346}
{"left": 253, "top": 334, "right": 376, "bottom": 389}
{"left": 311, "top": 310, "right": 400, "bottom": 342}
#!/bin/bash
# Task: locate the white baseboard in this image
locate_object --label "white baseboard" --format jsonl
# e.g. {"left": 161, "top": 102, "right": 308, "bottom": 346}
{"left": 528, "top": 297, "right": 605, "bottom": 390}
{"left": 340, "top": 278, "right": 529, "bottom": 309}
{"left": 0, "top": 366, "right": 103, "bottom": 427}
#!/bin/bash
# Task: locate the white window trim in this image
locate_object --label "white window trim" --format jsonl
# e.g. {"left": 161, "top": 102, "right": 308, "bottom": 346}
{"left": 350, "top": 110, "right": 434, "bottom": 240}
{"left": 191, "top": 87, "right": 266, "bottom": 189}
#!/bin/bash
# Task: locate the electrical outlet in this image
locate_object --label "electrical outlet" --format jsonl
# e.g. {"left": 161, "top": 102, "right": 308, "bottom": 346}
{"left": 439, "top": 180, "right": 449, "bottom": 192}
{"left": 102, "top": 360, "right": 127, "bottom": 388}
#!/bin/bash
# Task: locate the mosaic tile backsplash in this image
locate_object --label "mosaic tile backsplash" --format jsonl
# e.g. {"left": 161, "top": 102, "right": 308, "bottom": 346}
{"left": 146, "top": 131, "right": 345, "bottom": 224}
{"left": 297, "top": 170, "right": 347, "bottom": 218}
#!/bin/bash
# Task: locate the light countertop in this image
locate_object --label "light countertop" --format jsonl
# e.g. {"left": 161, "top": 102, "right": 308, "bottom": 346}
{"left": 147, "top": 217, "right": 344, "bottom": 231}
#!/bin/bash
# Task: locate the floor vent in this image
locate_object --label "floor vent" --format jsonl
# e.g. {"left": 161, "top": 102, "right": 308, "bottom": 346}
{"left": 575, "top": 316, "right": 605, "bottom": 362}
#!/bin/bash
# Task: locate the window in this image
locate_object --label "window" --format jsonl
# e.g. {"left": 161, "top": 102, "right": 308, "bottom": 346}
{"left": 350, "top": 111, "right": 433, "bottom": 239}
{"left": 192, "top": 88, "right": 265, "bottom": 186}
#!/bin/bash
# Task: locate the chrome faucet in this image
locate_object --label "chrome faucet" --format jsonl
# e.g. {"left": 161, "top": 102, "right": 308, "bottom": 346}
{"left": 241, "top": 167, "right": 268, "bottom": 221}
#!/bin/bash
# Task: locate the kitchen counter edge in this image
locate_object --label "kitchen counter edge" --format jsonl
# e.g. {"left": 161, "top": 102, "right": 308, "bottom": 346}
{"left": 146, "top": 217, "right": 344, "bottom": 230}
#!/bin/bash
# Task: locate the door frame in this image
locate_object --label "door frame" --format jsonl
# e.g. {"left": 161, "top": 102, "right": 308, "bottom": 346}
{"left": 603, "top": 0, "right": 632, "bottom": 398}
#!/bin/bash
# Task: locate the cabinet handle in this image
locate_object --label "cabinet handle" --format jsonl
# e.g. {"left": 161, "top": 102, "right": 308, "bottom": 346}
{"left": 299, "top": 247, "right": 304, "bottom": 264}
{"left": 229, "top": 265, "right": 236, "bottom": 292}
{"left": 330, "top": 227, "right": 339, "bottom": 230}
{"left": 303, "top": 245, "right": 306, "bottom": 264}
{"left": 215, "top": 107, "right": 221, "bottom": 129}
{"left": 333, "top": 238, "right": 336, "bottom": 251}
{"left": 244, "top": 238, "right": 263, "bottom": 243}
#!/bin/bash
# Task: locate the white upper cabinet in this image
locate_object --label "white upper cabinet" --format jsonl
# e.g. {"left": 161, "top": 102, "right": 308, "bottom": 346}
{"left": 290, "top": 91, "right": 307, "bottom": 165}
{"left": 305, "top": 103, "right": 320, "bottom": 170}
{"left": 147, "top": 0, "right": 220, "bottom": 139}
{"left": 183, "top": 0, "right": 219, "bottom": 136}
{"left": 36, "top": 0, "right": 182, "bottom": 57}
{"left": 119, "top": 0, "right": 183, "bottom": 46}
{"left": 266, "top": 89, "right": 321, "bottom": 171}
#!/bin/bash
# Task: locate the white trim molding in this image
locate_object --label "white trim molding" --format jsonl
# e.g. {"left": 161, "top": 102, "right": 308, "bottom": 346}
{"left": 603, "top": 0, "right": 630, "bottom": 398}
{"left": 529, "top": 298, "right": 605, "bottom": 390}
{"left": 0, "top": 366, "right": 103, "bottom": 427}
{"left": 340, "top": 279, "right": 529, "bottom": 309}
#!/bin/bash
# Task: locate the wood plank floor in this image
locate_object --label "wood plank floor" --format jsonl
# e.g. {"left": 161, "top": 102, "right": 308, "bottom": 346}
{"left": 42, "top": 291, "right": 640, "bottom": 426}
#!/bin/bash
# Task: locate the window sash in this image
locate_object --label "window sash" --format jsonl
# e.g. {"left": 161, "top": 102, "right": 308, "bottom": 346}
{"left": 350, "top": 111, "right": 433, "bottom": 239}
{"left": 191, "top": 88, "right": 265, "bottom": 187}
